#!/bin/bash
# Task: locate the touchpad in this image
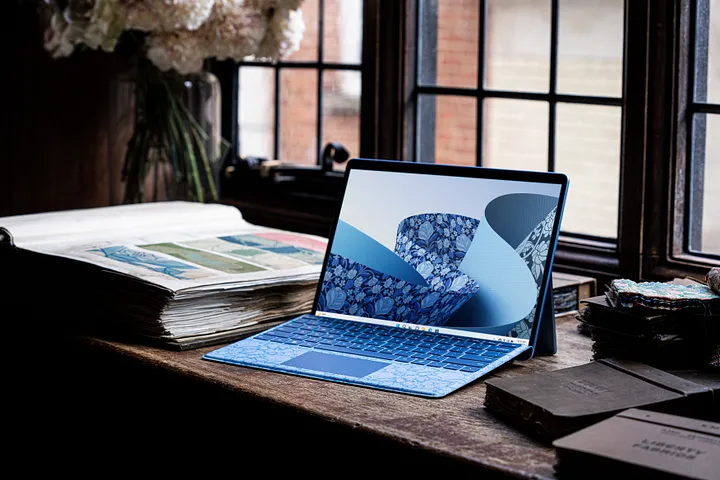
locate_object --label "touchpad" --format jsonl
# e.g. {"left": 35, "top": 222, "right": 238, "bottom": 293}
{"left": 283, "top": 351, "right": 388, "bottom": 378}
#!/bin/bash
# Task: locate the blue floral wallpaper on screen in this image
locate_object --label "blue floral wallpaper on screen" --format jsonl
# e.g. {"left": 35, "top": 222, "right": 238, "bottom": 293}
{"left": 319, "top": 193, "right": 559, "bottom": 339}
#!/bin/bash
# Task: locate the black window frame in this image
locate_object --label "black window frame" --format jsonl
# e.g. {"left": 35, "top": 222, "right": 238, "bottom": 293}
{"left": 215, "top": 0, "right": 719, "bottom": 286}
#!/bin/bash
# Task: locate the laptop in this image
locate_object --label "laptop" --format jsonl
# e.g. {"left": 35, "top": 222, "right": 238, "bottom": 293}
{"left": 204, "top": 159, "right": 569, "bottom": 398}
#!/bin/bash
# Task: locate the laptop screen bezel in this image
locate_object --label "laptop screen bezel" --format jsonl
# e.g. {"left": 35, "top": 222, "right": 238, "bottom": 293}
{"left": 310, "top": 158, "right": 569, "bottom": 352}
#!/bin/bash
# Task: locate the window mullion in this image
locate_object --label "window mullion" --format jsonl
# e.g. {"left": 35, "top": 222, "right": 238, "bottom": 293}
{"left": 476, "top": 0, "right": 487, "bottom": 167}
{"left": 273, "top": 67, "right": 281, "bottom": 160}
{"left": 548, "top": 0, "right": 559, "bottom": 173}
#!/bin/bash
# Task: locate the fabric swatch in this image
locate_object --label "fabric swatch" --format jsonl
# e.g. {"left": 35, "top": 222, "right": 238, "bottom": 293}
{"left": 607, "top": 278, "right": 720, "bottom": 311}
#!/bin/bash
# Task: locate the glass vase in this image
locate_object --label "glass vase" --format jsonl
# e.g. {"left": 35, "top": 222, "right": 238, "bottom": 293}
{"left": 120, "top": 61, "right": 223, "bottom": 204}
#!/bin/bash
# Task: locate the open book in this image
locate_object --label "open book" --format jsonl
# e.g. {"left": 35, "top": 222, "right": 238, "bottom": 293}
{"left": 0, "top": 202, "right": 328, "bottom": 349}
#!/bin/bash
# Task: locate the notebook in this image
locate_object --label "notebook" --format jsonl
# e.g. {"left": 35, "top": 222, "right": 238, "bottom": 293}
{"left": 203, "top": 159, "right": 569, "bottom": 397}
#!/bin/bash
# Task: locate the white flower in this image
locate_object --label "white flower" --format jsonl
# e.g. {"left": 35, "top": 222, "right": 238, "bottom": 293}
{"left": 146, "top": 30, "right": 205, "bottom": 74}
{"left": 43, "top": 0, "right": 125, "bottom": 56}
{"left": 253, "top": 7, "right": 305, "bottom": 60}
{"left": 125, "top": 0, "right": 215, "bottom": 32}
{"left": 83, "top": 0, "right": 126, "bottom": 52}
{"left": 43, "top": 0, "right": 309, "bottom": 74}
{"left": 44, "top": 11, "right": 80, "bottom": 58}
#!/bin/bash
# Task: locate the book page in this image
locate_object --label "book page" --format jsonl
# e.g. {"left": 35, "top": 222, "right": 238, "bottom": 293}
{"left": 0, "top": 201, "right": 245, "bottom": 248}
{"left": 1, "top": 202, "right": 329, "bottom": 292}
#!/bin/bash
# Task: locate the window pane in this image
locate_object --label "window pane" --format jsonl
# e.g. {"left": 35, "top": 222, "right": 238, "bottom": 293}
{"left": 322, "top": 70, "right": 361, "bottom": 170}
{"left": 417, "top": 95, "right": 476, "bottom": 165}
{"left": 483, "top": 99, "right": 548, "bottom": 171}
{"left": 279, "top": 70, "right": 318, "bottom": 165}
{"left": 694, "top": 0, "right": 720, "bottom": 103}
{"left": 419, "top": 0, "right": 479, "bottom": 88}
{"left": 323, "top": 0, "right": 362, "bottom": 64}
{"left": 690, "top": 113, "right": 720, "bottom": 256}
{"left": 555, "top": 104, "right": 621, "bottom": 238}
{"left": 556, "top": 0, "right": 624, "bottom": 97}
{"left": 238, "top": 67, "right": 275, "bottom": 159}
{"left": 485, "top": 0, "right": 550, "bottom": 93}
{"left": 287, "top": 0, "right": 318, "bottom": 61}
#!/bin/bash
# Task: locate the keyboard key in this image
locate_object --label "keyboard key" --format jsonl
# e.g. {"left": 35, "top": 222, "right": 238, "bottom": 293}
{"left": 395, "top": 357, "right": 411, "bottom": 363}
{"left": 315, "top": 344, "right": 397, "bottom": 361}
{"left": 299, "top": 341, "right": 318, "bottom": 347}
{"left": 364, "top": 347, "right": 379, "bottom": 352}
{"left": 489, "top": 346, "right": 515, "bottom": 353}
{"left": 412, "top": 347, "right": 431, "bottom": 353}
{"left": 428, "top": 362, "right": 446, "bottom": 368}
{"left": 411, "top": 359, "right": 432, "bottom": 365}
{"left": 255, "top": 335, "right": 273, "bottom": 341}
{"left": 460, "top": 366, "right": 480, "bottom": 373}
{"left": 444, "top": 357, "right": 486, "bottom": 368}
{"left": 458, "top": 354, "right": 490, "bottom": 362}
{"left": 442, "top": 364, "right": 463, "bottom": 370}
{"left": 482, "top": 351, "right": 506, "bottom": 358}
{"left": 411, "top": 353, "right": 431, "bottom": 359}
{"left": 428, "top": 355, "right": 445, "bottom": 362}
{"left": 268, "top": 331, "right": 292, "bottom": 338}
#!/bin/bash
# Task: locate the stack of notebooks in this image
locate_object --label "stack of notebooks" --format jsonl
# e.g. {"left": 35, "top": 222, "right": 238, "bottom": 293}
{"left": 484, "top": 358, "right": 720, "bottom": 443}
{"left": 0, "top": 202, "right": 327, "bottom": 350}
{"left": 576, "top": 279, "right": 720, "bottom": 371}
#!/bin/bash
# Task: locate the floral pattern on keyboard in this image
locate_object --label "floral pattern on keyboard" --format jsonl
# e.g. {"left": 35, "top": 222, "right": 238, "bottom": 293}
{"left": 203, "top": 316, "right": 529, "bottom": 398}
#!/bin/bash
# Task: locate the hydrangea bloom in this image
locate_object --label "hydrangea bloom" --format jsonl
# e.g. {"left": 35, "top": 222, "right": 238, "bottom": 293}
{"left": 42, "top": 0, "right": 306, "bottom": 73}
{"left": 125, "top": 0, "right": 216, "bottom": 32}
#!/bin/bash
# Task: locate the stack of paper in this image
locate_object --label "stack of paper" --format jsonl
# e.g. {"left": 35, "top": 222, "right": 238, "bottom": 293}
{"left": 0, "top": 202, "right": 327, "bottom": 349}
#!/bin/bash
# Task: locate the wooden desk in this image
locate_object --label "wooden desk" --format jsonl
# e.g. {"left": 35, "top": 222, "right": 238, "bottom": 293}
{"left": 39, "top": 313, "right": 591, "bottom": 476}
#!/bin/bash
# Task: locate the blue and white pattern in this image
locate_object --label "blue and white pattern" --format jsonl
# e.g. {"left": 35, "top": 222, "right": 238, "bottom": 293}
{"left": 203, "top": 320, "right": 530, "bottom": 398}
{"left": 319, "top": 253, "right": 479, "bottom": 325}
{"left": 506, "top": 207, "right": 557, "bottom": 338}
{"left": 395, "top": 213, "right": 480, "bottom": 271}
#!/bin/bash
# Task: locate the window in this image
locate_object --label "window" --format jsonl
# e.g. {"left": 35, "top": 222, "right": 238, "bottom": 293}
{"left": 236, "top": 0, "right": 364, "bottom": 167}
{"left": 687, "top": 0, "right": 720, "bottom": 258}
{"left": 408, "top": 0, "right": 624, "bottom": 240}
{"left": 220, "top": 0, "right": 719, "bottom": 281}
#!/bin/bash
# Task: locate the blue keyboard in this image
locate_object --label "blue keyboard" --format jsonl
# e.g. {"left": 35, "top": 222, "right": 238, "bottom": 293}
{"left": 254, "top": 315, "right": 522, "bottom": 373}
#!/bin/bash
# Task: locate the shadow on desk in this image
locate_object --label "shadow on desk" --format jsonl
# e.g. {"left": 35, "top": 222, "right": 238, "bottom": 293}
{"left": 12, "top": 337, "right": 510, "bottom": 476}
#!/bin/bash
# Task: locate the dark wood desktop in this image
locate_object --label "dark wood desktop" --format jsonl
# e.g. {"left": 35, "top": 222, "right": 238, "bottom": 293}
{"left": 39, "top": 312, "right": 591, "bottom": 477}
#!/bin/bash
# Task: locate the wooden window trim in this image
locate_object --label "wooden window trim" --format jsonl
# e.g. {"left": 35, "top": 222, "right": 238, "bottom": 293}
{"left": 217, "top": 0, "right": 718, "bottom": 288}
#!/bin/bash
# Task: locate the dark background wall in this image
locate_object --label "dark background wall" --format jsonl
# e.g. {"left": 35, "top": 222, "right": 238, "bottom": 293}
{"left": 0, "top": 2, "right": 128, "bottom": 217}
